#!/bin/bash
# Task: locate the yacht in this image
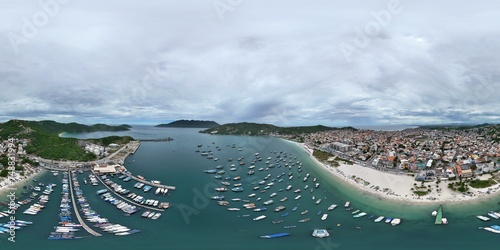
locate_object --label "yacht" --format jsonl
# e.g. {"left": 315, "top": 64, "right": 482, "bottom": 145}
{"left": 477, "top": 215, "right": 491, "bottom": 222}
{"left": 263, "top": 200, "right": 274, "bottom": 205}
{"left": 312, "top": 229, "right": 329, "bottom": 238}
{"left": 484, "top": 225, "right": 500, "bottom": 234}
{"left": 321, "top": 214, "right": 328, "bottom": 221}
{"left": 488, "top": 211, "right": 500, "bottom": 219}
{"left": 253, "top": 215, "right": 266, "bottom": 221}
{"left": 327, "top": 204, "right": 337, "bottom": 211}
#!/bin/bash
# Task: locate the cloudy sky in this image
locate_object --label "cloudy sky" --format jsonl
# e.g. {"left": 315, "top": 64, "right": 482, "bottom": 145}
{"left": 1, "top": 0, "right": 499, "bottom": 127}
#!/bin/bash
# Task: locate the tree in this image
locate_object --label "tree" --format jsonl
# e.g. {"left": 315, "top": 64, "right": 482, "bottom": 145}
{"left": 0, "top": 169, "right": 8, "bottom": 177}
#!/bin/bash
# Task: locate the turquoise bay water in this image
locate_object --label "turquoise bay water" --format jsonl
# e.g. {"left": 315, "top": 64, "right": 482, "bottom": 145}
{"left": 1, "top": 126, "right": 499, "bottom": 249}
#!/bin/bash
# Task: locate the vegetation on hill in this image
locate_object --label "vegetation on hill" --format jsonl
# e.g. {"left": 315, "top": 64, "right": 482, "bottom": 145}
{"left": 88, "top": 136, "right": 134, "bottom": 146}
{"left": 0, "top": 120, "right": 130, "bottom": 139}
{"left": 200, "top": 122, "right": 338, "bottom": 136}
{"left": 155, "top": 120, "right": 220, "bottom": 128}
{"left": 0, "top": 120, "right": 134, "bottom": 161}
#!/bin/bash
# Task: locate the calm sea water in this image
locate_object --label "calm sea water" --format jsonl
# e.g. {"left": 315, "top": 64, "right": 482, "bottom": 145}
{"left": 1, "top": 126, "right": 499, "bottom": 250}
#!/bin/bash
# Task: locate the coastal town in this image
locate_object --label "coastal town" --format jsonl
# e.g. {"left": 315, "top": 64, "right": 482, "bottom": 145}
{"left": 296, "top": 126, "right": 500, "bottom": 180}
{"left": 283, "top": 125, "right": 500, "bottom": 203}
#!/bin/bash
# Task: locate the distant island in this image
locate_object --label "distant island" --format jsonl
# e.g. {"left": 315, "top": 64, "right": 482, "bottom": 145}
{"left": 155, "top": 120, "right": 219, "bottom": 128}
{"left": 0, "top": 120, "right": 134, "bottom": 161}
{"left": 199, "top": 122, "right": 349, "bottom": 136}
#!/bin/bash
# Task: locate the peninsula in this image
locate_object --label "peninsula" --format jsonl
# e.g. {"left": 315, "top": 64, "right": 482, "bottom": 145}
{"left": 0, "top": 119, "right": 134, "bottom": 161}
{"left": 200, "top": 122, "right": 339, "bottom": 137}
{"left": 155, "top": 120, "right": 219, "bottom": 128}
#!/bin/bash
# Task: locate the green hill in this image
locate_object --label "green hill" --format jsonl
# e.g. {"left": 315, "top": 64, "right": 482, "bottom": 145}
{"left": 0, "top": 120, "right": 133, "bottom": 161}
{"left": 199, "top": 122, "right": 337, "bottom": 136}
{"left": 155, "top": 120, "right": 219, "bottom": 128}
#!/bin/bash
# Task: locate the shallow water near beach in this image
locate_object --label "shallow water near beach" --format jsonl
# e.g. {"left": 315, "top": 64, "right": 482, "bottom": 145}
{"left": 1, "top": 126, "right": 499, "bottom": 250}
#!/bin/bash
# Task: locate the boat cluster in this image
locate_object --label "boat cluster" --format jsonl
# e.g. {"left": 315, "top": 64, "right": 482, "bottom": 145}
{"left": 71, "top": 172, "right": 139, "bottom": 237}
{"left": 48, "top": 173, "right": 79, "bottom": 240}
{"left": 23, "top": 183, "right": 56, "bottom": 215}
{"left": 345, "top": 201, "right": 401, "bottom": 226}
{"left": 100, "top": 192, "right": 141, "bottom": 215}
{"left": 477, "top": 210, "right": 500, "bottom": 221}
{"left": 96, "top": 173, "right": 171, "bottom": 210}
{"left": 102, "top": 175, "right": 131, "bottom": 195}
{"left": 0, "top": 220, "right": 33, "bottom": 235}
{"left": 88, "top": 174, "right": 100, "bottom": 186}
{"left": 199, "top": 145, "right": 407, "bottom": 234}
{"left": 141, "top": 210, "right": 162, "bottom": 220}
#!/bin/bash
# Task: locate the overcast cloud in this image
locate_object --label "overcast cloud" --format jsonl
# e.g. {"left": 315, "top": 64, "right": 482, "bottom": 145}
{"left": 1, "top": 0, "right": 499, "bottom": 126}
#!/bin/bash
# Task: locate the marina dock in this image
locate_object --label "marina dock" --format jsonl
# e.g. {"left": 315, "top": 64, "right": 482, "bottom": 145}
{"left": 92, "top": 171, "right": 166, "bottom": 212}
{"left": 121, "top": 171, "right": 176, "bottom": 190}
{"left": 68, "top": 171, "right": 102, "bottom": 237}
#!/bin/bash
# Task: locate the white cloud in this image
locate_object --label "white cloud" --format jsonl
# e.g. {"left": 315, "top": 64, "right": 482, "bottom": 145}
{"left": 0, "top": 0, "right": 499, "bottom": 126}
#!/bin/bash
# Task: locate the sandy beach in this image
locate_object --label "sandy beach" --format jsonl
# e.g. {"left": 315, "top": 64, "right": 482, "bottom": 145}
{"left": 0, "top": 167, "right": 46, "bottom": 198}
{"left": 297, "top": 142, "right": 500, "bottom": 205}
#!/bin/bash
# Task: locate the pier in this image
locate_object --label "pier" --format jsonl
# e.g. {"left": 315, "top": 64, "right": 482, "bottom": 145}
{"left": 139, "top": 138, "right": 174, "bottom": 142}
{"left": 92, "top": 171, "right": 165, "bottom": 212}
{"left": 121, "top": 171, "right": 176, "bottom": 190}
{"left": 435, "top": 205, "right": 443, "bottom": 225}
{"left": 68, "top": 171, "right": 102, "bottom": 237}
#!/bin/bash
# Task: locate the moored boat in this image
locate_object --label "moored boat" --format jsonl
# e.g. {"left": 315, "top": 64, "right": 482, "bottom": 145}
{"left": 312, "top": 229, "right": 330, "bottom": 238}
{"left": 477, "top": 215, "right": 491, "bottom": 222}
{"left": 321, "top": 214, "right": 328, "bottom": 221}
{"left": 354, "top": 212, "right": 367, "bottom": 218}
{"left": 484, "top": 225, "right": 500, "bottom": 234}
{"left": 391, "top": 218, "right": 401, "bottom": 226}
{"left": 374, "top": 216, "right": 384, "bottom": 223}
{"left": 488, "top": 211, "right": 499, "bottom": 219}
{"left": 253, "top": 215, "right": 266, "bottom": 221}
{"left": 260, "top": 232, "right": 290, "bottom": 239}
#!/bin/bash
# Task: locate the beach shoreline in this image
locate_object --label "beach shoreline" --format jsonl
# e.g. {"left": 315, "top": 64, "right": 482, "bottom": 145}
{"left": 0, "top": 167, "right": 46, "bottom": 199}
{"left": 289, "top": 140, "right": 500, "bottom": 206}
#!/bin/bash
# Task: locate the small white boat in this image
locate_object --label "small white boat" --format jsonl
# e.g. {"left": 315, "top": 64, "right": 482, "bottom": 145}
{"left": 327, "top": 204, "right": 337, "bottom": 211}
{"left": 477, "top": 215, "right": 491, "bottom": 222}
{"left": 484, "top": 225, "right": 500, "bottom": 234}
{"left": 321, "top": 214, "right": 328, "bottom": 221}
{"left": 374, "top": 216, "right": 384, "bottom": 223}
{"left": 253, "top": 215, "right": 266, "bottom": 221}
{"left": 391, "top": 218, "right": 401, "bottom": 226}
{"left": 488, "top": 211, "right": 500, "bottom": 219}
{"left": 151, "top": 213, "right": 161, "bottom": 220}
{"left": 344, "top": 201, "right": 350, "bottom": 207}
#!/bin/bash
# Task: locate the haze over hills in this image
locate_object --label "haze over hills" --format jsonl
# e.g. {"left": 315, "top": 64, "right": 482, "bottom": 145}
{"left": 155, "top": 120, "right": 220, "bottom": 128}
